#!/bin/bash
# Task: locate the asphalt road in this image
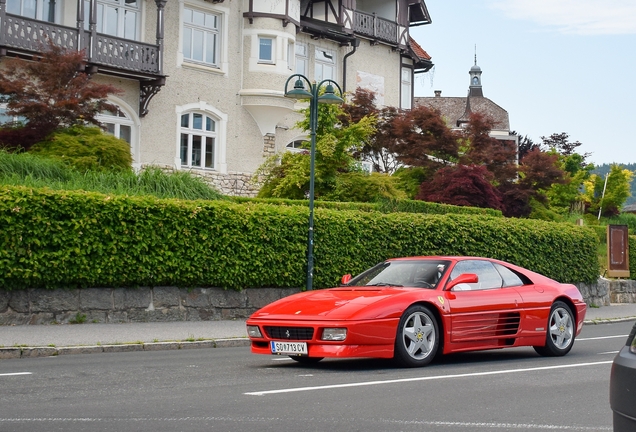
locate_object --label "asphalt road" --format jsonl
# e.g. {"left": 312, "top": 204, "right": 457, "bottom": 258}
{"left": 1, "top": 320, "right": 632, "bottom": 432}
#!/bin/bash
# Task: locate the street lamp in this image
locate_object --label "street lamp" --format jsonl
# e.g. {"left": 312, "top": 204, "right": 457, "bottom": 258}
{"left": 284, "top": 74, "right": 344, "bottom": 291}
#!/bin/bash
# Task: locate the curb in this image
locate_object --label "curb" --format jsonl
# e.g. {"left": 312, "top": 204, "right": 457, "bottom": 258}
{"left": 3, "top": 317, "right": 636, "bottom": 360}
{"left": 0, "top": 337, "right": 250, "bottom": 360}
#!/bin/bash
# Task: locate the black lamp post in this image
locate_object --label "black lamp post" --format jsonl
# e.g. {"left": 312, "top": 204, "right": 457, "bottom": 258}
{"left": 284, "top": 74, "right": 344, "bottom": 291}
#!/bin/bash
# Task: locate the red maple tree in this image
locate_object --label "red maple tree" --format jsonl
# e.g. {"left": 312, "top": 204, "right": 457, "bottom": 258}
{"left": 0, "top": 43, "right": 121, "bottom": 150}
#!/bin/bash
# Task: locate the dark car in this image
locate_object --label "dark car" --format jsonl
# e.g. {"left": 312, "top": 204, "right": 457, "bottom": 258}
{"left": 610, "top": 321, "right": 636, "bottom": 431}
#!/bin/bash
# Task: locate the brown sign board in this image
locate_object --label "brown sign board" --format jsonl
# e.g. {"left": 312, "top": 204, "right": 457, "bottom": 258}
{"left": 607, "top": 224, "right": 630, "bottom": 278}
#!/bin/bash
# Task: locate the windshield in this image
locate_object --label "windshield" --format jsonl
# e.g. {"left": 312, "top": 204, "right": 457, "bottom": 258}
{"left": 347, "top": 260, "right": 450, "bottom": 289}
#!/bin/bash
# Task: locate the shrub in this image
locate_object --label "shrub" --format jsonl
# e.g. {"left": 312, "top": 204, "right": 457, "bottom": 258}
{"left": 30, "top": 125, "right": 132, "bottom": 172}
{"left": 322, "top": 172, "right": 407, "bottom": 202}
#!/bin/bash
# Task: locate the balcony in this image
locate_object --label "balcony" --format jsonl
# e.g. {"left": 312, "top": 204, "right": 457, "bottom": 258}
{"left": 0, "top": 13, "right": 162, "bottom": 78}
{"left": 353, "top": 11, "right": 398, "bottom": 45}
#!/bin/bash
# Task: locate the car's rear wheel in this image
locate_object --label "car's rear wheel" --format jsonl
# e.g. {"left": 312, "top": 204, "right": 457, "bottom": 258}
{"left": 534, "top": 301, "right": 575, "bottom": 357}
{"left": 394, "top": 304, "right": 439, "bottom": 367}
{"left": 289, "top": 356, "right": 323, "bottom": 364}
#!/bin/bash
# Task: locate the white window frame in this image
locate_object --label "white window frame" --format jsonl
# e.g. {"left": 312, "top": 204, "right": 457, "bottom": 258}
{"left": 95, "top": 97, "right": 140, "bottom": 169}
{"left": 175, "top": 102, "right": 228, "bottom": 173}
{"left": 295, "top": 42, "right": 308, "bottom": 75}
{"left": 315, "top": 48, "right": 335, "bottom": 82}
{"left": 7, "top": 0, "right": 59, "bottom": 23}
{"left": 286, "top": 138, "right": 309, "bottom": 153}
{"left": 287, "top": 41, "right": 295, "bottom": 71}
{"left": 83, "top": 0, "right": 140, "bottom": 40}
{"left": 258, "top": 36, "right": 275, "bottom": 64}
{"left": 401, "top": 67, "right": 412, "bottom": 109}
{"left": 182, "top": 5, "right": 220, "bottom": 67}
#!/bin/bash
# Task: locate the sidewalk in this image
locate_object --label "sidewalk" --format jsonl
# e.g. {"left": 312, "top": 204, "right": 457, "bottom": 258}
{"left": 1, "top": 304, "right": 635, "bottom": 360}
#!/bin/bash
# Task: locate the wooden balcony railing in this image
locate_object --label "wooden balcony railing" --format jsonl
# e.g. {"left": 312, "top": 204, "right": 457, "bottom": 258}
{"left": 353, "top": 11, "right": 398, "bottom": 44}
{"left": 0, "top": 13, "right": 161, "bottom": 76}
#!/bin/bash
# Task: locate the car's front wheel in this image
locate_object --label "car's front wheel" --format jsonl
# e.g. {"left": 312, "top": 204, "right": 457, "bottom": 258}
{"left": 394, "top": 304, "right": 439, "bottom": 367}
{"left": 534, "top": 301, "right": 575, "bottom": 357}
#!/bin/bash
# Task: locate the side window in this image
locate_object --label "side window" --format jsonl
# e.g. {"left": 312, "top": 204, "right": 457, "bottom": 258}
{"left": 315, "top": 48, "right": 335, "bottom": 82}
{"left": 258, "top": 37, "right": 274, "bottom": 64}
{"left": 179, "top": 111, "right": 217, "bottom": 169}
{"left": 84, "top": 0, "right": 140, "bottom": 40}
{"left": 182, "top": 6, "right": 220, "bottom": 67}
{"left": 493, "top": 263, "right": 525, "bottom": 287}
{"left": 400, "top": 67, "right": 412, "bottom": 109}
{"left": 450, "top": 260, "right": 503, "bottom": 291}
{"left": 295, "top": 43, "right": 308, "bottom": 75}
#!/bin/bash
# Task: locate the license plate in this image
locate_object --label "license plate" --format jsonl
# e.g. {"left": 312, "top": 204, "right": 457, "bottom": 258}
{"left": 270, "top": 341, "right": 308, "bottom": 355}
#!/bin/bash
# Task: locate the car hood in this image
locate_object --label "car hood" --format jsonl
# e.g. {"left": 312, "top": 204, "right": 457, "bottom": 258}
{"left": 250, "top": 287, "right": 410, "bottom": 321}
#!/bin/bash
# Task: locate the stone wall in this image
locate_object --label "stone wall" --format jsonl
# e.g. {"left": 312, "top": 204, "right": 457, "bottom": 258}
{"left": 1, "top": 278, "right": 634, "bottom": 326}
{"left": 0, "top": 287, "right": 300, "bottom": 326}
{"left": 576, "top": 277, "right": 636, "bottom": 307}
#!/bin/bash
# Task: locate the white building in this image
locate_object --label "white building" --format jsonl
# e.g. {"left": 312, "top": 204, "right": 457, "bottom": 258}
{"left": 0, "top": 0, "right": 433, "bottom": 195}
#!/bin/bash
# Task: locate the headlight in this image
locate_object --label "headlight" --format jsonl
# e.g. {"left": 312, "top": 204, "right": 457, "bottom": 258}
{"left": 321, "top": 328, "right": 347, "bottom": 341}
{"left": 246, "top": 325, "right": 262, "bottom": 338}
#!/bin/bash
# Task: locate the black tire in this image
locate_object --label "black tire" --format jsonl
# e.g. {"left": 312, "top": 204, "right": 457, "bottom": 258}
{"left": 393, "top": 304, "right": 439, "bottom": 367}
{"left": 534, "top": 301, "right": 575, "bottom": 357}
{"left": 289, "top": 356, "right": 324, "bottom": 364}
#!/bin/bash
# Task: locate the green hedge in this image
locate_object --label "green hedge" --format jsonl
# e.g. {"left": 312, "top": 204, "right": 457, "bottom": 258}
{"left": 0, "top": 185, "right": 598, "bottom": 290}
{"left": 229, "top": 197, "right": 503, "bottom": 217}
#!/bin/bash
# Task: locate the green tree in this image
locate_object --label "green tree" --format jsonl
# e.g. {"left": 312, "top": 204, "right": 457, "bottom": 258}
{"left": 256, "top": 102, "right": 375, "bottom": 199}
{"left": 0, "top": 42, "right": 121, "bottom": 150}
{"left": 583, "top": 165, "right": 633, "bottom": 216}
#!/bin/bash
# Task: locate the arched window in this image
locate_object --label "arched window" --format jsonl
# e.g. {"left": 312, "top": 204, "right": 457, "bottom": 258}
{"left": 95, "top": 98, "right": 139, "bottom": 166}
{"left": 179, "top": 111, "right": 217, "bottom": 169}
{"left": 286, "top": 139, "right": 309, "bottom": 153}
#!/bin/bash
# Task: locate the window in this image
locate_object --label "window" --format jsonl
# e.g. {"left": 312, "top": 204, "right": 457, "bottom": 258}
{"left": 84, "top": 0, "right": 139, "bottom": 39}
{"left": 0, "top": 98, "right": 25, "bottom": 125}
{"left": 183, "top": 7, "right": 220, "bottom": 67}
{"left": 287, "top": 41, "right": 295, "bottom": 70}
{"left": 258, "top": 37, "right": 274, "bottom": 63}
{"left": 450, "top": 260, "right": 503, "bottom": 290}
{"left": 295, "top": 43, "right": 308, "bottom": 75}
{"left": 7, "top": 0, "right": 57, "bottom": 22}
{"left": 315, "top": 48, "right": 335, "bottom": 82}
{"left": 401, "top": 67, "right": 412, "bottom": 109}
{"left": 286, "top": 139, "right": 309, "bottom": 153}
{"left": 98, "top": 106, "right": 133, "bottom": 145}
{"left": 493, "top": 263, "right": 526, "bottom": 287}
{"left": 180, "top": 112, "right": 216, "bottom": 169}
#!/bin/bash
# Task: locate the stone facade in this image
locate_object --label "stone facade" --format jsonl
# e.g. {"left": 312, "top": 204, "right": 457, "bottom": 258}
{"left": 0, "top": 287, "right": 300, "bottom": 326}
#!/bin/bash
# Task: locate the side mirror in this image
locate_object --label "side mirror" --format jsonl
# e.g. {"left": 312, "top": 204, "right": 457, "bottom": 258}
{"left": 445, "top": 273, "right": 478, "bottom": 291}
{"left": 341, "top": 274, "right": 352, "bottom": 285}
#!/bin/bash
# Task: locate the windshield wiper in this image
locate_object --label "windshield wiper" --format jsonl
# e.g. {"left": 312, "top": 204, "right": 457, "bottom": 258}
{"left": 366, "top": 283, "right": 403, "bottom": 287}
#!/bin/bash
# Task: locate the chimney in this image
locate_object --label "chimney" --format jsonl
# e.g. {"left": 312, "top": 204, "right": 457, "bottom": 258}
{"left": 434, "top": 90, "right": 442, "bottom": 97}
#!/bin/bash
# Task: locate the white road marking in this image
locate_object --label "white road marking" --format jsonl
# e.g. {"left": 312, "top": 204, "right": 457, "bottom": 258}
{"left": 598, "top": 351, "right": 620, "bottom": 355}
{"left": 578, "top": 334, "right": 628, "bottom": 341}
{"left": 244, "top": 361, "right": 613, "bottom": 396}
{"left": 0, "top": 372, "right": 32, "bottom": 377}
{"left": 271, "top": 357, "right": 293, "bottom": 361}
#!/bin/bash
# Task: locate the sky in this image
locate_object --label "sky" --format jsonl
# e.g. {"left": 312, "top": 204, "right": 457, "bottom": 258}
{"left": 409, "top": 0, "right": 636, "bottom": 166}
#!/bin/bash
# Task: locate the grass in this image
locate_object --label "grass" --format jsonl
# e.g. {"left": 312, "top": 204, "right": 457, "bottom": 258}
{"left": 0, "top": 150, "right": 225, "bottom": 201}
{"left": 69, "top": 312, "right": 87, "bottom": 324}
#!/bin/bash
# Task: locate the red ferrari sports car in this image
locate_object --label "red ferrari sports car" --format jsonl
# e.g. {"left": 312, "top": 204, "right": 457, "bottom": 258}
{"left": 246, "top": 256, "right": 587, "bottom": 367}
